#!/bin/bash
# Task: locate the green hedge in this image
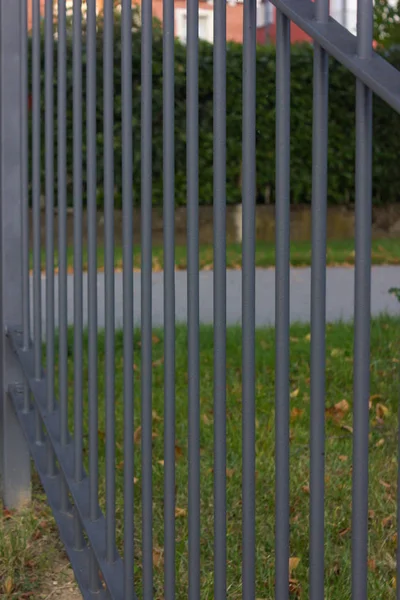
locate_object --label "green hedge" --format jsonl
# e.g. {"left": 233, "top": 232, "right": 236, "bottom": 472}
{"left": 28, "top": 12, "right": 400, "bottom": 207}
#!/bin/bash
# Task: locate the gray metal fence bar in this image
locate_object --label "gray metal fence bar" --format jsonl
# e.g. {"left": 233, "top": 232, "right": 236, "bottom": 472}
{"left": 58, "top": 0, "right": 70, "bottom": 515}
{"left": 213, "top": 0, "right": 227, "bottom": 595}
{"left": 141, "top": 0, "right": 154, "bottom": 593}
{"left": 0, "top": 0, "right": 31, "bottom": 510}
{"left": 73, "top": 0, "right": 84, "bottom": 490}
{"left": 121, "top": 0, "right": 134, "bottom": 596}
{"left": 45, "top": 0, "right": 56, "bottom": 479}
{"left": 21, "top": 0, "right": 30, "bottom": 423}
{"left": 21, "top": 0, "right": 30, "bottom": 361}
{"left": 309, "top": 0, "right": 329, "bottom": 596}
{"left": 187, "top": 0, "right": 200, "bottom": 596}
{"left": 32, "top": 0, "right": 42, "bottom": 418}
{"left": 163, "top": 0, "right": 176, "bottom": 595}
{"left": 275, "top": 9, "right": 291, "bottom": 600}
{"left": 352, "top": 0, "right": 373, "bottom": 596}
{"left": 104, "top": 0, "right": 116, "bottom": 565}
{"left": 86, "top": 0, "right": 99, "bottom": 528}
{"left": 242, "top": 0, "right": 257, "bottom": 597}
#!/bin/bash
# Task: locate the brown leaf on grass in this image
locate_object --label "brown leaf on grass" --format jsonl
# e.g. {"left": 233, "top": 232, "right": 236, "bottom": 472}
{"left": 134, "top": 427, "right": 142, "bottom": 444}
{"left": 175, "top": 507, "right": 187, "bottom": 518}
{"left": 175, "top": 444, "right": 184, "bottom": 460}
{"left": 290, "top": 388, "right": 300, "bottom": 399}
{"left": 380, "top": 480, "right": 391, "bottom": 490}
{"left": 338, "top": 455, "right": 348, "bottom": 462}
{"left": 339, "top": 527, "right": 350, "bottom": 537}
{"left": 226, "top": 468, "right": 235, "bottom": 478}
{"left": 134, "top": 477, "right": 139, "bottom": 484}
{"left": 376, "top": 403, "right": 390, "bottom": 419}
{"left": 368, "top": 559, "right": 377, "bottom": 572}
{"left": 133, "top": 363, "right": 140, "bottom": 372}
{"left": 202, "top": 413, "right": 212, "bottom": 425}
{"left": 2, "top": 508, "right": 13, "bottom": 520}
{"left": 4, "top": 576, "right": 13, "bottom": 594}
{"left": 290, "top": 407, "right": 304, "bottom": 421}
{"left": 289, "top": 557, "right": 300, "bottom": 573}
{"left": 289, "top": 579, "right": 301, "bottom": 597}
{"left": 302, "top": 485, "right": 310, "bottom": 494}
{"left": 152, "top": 410, "right": 162, "bottom": 422}
{"left": 335, "top": 399, "right": 350, "bottom": 413}
{"left": 375, "top": 438, "right": 385, "bottom": 448}
{"left": 158, "top": 460, "right": 164, "bottom": 466}
{"left": 341, "top": 425, "right": 353, "bottom": 434}
{"left": 368, "top": 510, "right": 376, "bottom": 520}
{"left": 152, "top": 335, "right": 160, "bottom": 344}
{"left": 369, "top": 394, "right": 383, "bottom": 403}
{"left": 382, "top": 516, "right": 394, "bottom": 528}
{"left": 153, "top": 546, "right": 164, "bottom": 568}
{"left": 152, "top": 357, "right": 164, "bottom": 368}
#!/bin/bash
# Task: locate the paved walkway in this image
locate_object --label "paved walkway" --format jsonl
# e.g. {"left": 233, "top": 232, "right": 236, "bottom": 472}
{"left": 30, "top": 266, "right": 400, "bottom": 334}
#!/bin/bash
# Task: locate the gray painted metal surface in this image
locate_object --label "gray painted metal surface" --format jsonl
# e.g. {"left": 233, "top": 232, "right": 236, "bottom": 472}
{"left": 1, "top": 0, "right": 399, "bottom": 598}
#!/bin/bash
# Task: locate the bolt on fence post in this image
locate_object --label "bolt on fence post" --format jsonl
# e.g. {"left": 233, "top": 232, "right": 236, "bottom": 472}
{"left": 0, "top": 0, "right": 31, "bottom": 509}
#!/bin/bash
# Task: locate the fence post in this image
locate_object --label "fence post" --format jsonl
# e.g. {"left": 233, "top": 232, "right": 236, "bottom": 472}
{"left": 0, "top": 0, "right": 31, "bottom": 508}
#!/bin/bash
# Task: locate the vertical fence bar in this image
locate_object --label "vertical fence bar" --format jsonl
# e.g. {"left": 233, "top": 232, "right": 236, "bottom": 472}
{"left": 45, "top": 0, "right": 56, "bottom": 478}
{"left": 141, "top": 0, "right": 153, "bottom": 592}
{"left": 21, "top": 0, "right": 30, "bottom": 360}
{"left": 21, "top": 0, "right": 30, "bottom": 421}
{"left": 242, "top": 0, "right": 257, "bottom": 597}
{"left": 0, "top": 0, "right": 31, "bottom": 509}
{"left": 58, "top": 0, "right": 68, "bottom": 446}
{"left": 309, "top": 0, "right": 329, "bottom": 597}
{"left": 86, "top": 0, "right": 98, "bottom": 523}
{"left": 58, "top": 0, "right": 69, "bottom": 513}
{"left": 86, "top": 0, "right": 100, "bottom": 590}
{"left": 163, "top": 0, "right": 176, "bottom": 593}
{"left": 73, "top": 0, "right": 84, "bottom": 489}
{"left": 187, "top": 0, "right": 200, "bottom": 597}
{"left": 275, "top": 10, "right": 291, "bottom": 600}
{"left": 352, "top": 0, "right": 373, "bottom": 597}
{"left": 32, "top": 0, "right": 42, "bottom": 387}
{"left": 104, "top": 0, "right": 116, "bottom": 564}
{"left": 213, "top": 0, "right": 227, "bottom": 595}
{"left": 122, "top": 0, "right": 134, "bottom": 596}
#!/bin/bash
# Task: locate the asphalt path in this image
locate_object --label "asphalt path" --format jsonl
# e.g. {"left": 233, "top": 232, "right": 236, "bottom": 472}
{"left": 30, "top": 266, "right": 400, "bottom": 335}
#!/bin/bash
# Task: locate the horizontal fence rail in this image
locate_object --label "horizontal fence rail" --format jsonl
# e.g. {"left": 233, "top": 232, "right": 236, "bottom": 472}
{"left": 0, "top": 0, "right": 399, "bottom": 599}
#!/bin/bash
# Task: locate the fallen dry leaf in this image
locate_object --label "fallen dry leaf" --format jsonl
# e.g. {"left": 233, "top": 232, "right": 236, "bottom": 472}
{"left": 202, "top": 413, "right": 212, "bottom": 425}
{"left": 153, "top": 546, "right": 164, "bottom": 568}
{"left": 375, "top": 438, "right": 385, "bottom": 448}
{"left": 152, "top": 410, "right": 162, "bottom": 422}
{"left": 4, "top": 576, "right": 13, "bottom": 594}
{"left": 290, "top": 407, "right": 304, "bottom": 420}
{"left": 380, "top": 479, "right": 391, "bottom": 490}
{"left": 382, "top": 515, "right": 393, "bottom": 528}
{"left": 152, "top": 357, "right": 164, "bottom": 367}
{"left": 339, "top": 527, "right": 351, "bottom": 537}
{"left": 134, "top": 427, "right": 141, "bottom": 444}
{"left": 338, "top": 455, "right": 348, "bottom": 462}
{"left": 289, "top": 557, "right": 300, "bottom": 573}
{"left": 335, "top": 399, "right": 350, "bottom": 413}
{"left": 368, "top": 559, "right": 376, "bottom": 572}
{"left": 175, "top": 444, "right": 184, "bottom": 460}
{"left": 175, "top": 507, "right": 187, "bottom": 518}
{"left": 302, "top": 485, "right": 310, "bottom": 494}
{"left": 226, "top": 468, "right": 235, "bottom": 478}
{"left": 134, "top": 477, "right": 139, "bottom": 484}
{"left": 341, "top": 425, "right": 353, "bottom": 434}
{"left": 376, "top": 403, "right": 390, "bottom": 419}
{"left": 158, "top": 460, "right": 164, "bottom": 466}
{"left": 152, "top": 335, "right": 160, "bottom": 344}
{"left": 290, "top": 388, "right": 300, "bottom": 399}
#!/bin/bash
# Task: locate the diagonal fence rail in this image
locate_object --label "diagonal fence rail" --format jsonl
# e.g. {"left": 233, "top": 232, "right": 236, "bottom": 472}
{"left": 0, "top": 0, "right": 399, "bottom": 598}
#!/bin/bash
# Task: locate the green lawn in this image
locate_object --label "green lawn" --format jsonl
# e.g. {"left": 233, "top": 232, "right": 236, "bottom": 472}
{"left": 30, "top": 238, "right": 400, "bottom": 273}
{"left": 1, "top": 317, "right": 399, "bottom": 598}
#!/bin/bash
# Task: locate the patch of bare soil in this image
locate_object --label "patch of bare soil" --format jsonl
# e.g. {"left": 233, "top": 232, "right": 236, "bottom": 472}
{"left": 38, "top": 557, "right": 81, "bottom": 600}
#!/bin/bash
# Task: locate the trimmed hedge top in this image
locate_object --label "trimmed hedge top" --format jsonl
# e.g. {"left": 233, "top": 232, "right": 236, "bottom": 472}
{"left": 28, "top": 12, "right": 400, "bottom": 207}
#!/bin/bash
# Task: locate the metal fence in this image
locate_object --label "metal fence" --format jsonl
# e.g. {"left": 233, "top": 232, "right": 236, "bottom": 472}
{"left": 0, "top": 0, "right": 399, "bottom": 598}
